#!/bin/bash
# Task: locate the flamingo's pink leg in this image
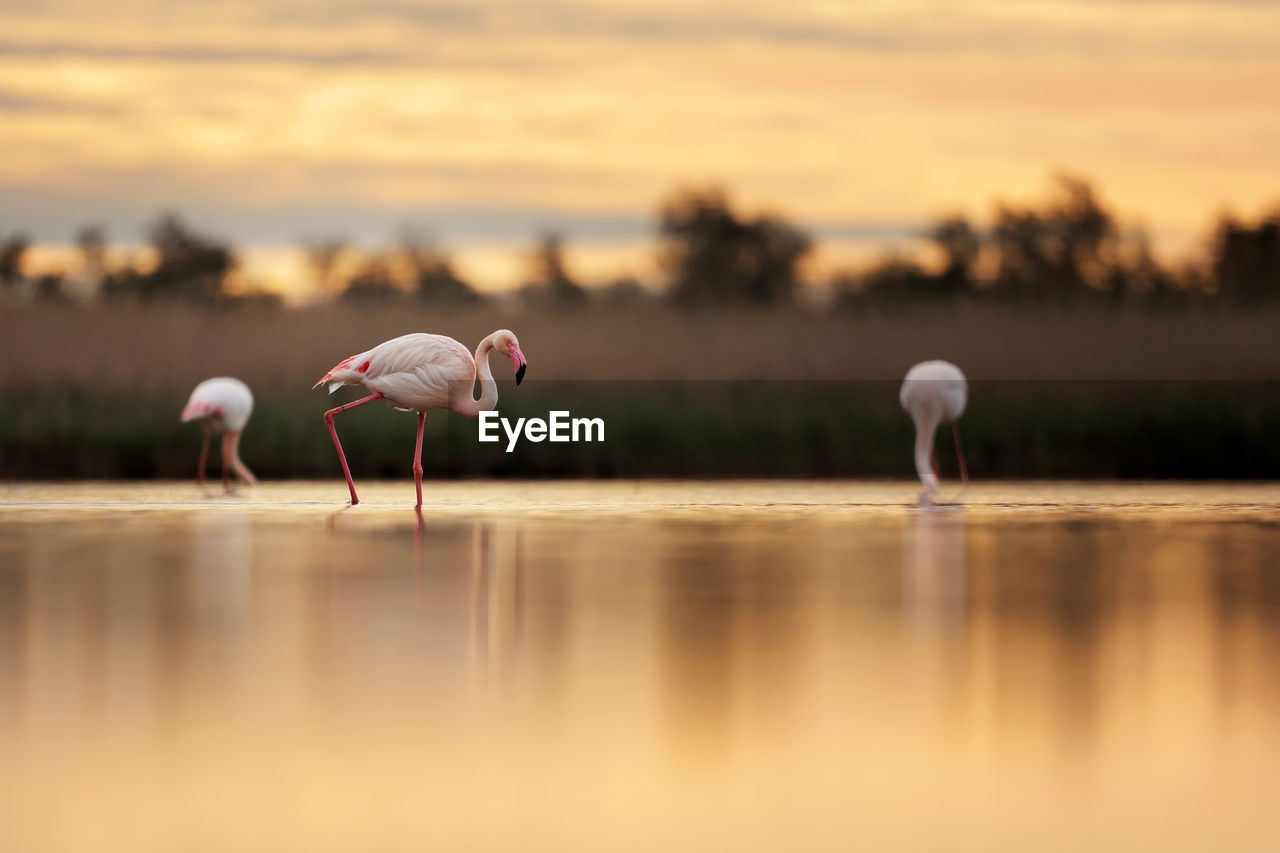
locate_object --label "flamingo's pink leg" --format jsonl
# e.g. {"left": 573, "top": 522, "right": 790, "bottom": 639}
{"left": 324, "top": 392, "right": 384, "bottom": 506}
{"left": 413, "top": 412, "right": 426, "bottom": 509}
{"left": 951, "top": 421, "right": 969, "bottom": 490}
{"left": 221, "top": 433, "right": 233, "bottom": 492}
{"left": 196, "top": 428, "right": 210, "bottom": 486}
{"left": 227, "top": 431, "right": 258, "bottom": 485}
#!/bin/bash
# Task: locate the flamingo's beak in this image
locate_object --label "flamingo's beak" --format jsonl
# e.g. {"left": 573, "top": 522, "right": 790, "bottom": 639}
{"left": 511, "top": 345, "right": 527, "bottom": 386}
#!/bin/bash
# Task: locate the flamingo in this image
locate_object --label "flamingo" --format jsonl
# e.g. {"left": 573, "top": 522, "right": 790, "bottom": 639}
{"left": 900, "top": 360, "right": 968, "bottom": 503}
{"left": 313, "top": 330, "right": 527, "bottom": 508}
{"left": 181, "top": 377, "right": 258, "bottom": 490}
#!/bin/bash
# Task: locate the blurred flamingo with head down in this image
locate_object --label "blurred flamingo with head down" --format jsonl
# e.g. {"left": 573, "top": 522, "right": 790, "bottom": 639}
{"left": 181, "top": 377, "right": 258, "bottom": 490}
{"left": 314, "top": 330, "right": 527, "bottom": 508}
{"left": 900, "top": 360, "right": 968, "bottom": 504}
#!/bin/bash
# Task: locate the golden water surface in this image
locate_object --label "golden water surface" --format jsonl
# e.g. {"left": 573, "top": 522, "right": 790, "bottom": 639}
{"left": 2, "top": 481, "right": 1279, "bottom": 852}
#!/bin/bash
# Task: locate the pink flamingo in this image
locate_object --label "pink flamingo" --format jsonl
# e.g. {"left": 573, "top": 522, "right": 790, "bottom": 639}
{"left": 900, "top": 360, "right": 968, "bottom": 503}
{"left": 313, "top": 330, "right": 527, "bottom": 507}
{"left": 181, "top": 377, "right": 258, "bottom": 490}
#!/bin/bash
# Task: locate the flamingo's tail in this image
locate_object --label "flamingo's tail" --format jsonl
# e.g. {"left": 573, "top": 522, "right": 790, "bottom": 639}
{"left": 311, "top": 373, "right": 341, "bottom": 393}
{"left": 313, "top": 354, "right": 370, "bottom": 393}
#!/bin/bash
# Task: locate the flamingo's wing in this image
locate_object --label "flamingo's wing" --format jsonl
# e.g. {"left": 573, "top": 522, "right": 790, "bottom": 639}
{"left": 318, "top": 333, "right": 474, "bottom": 411}
{"left": 182, "top": 377, "right": 253, "bottom": 430}
{"left": 367, "top": 334, "right": 471, "bottom": 375}
{"left": 369, "top": 334, "right": 474, "bottom": 411}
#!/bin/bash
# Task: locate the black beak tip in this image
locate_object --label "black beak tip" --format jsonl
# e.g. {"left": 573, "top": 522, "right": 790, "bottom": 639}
{"left": 516, "top": 364, "right": 526, "bottom": 385}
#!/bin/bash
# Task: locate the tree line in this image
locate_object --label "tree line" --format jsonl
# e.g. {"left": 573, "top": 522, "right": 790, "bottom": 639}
{"left": 2, "top": 174, "right": 1277, "bottom": 308}
{"left": 834, "top": 175, "right": 1278, "bottom": 308}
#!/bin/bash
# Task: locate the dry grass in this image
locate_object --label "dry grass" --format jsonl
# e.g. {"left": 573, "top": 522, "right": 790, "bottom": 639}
{"left": 3, "top": 300, "right": 1280, "bottom": 392}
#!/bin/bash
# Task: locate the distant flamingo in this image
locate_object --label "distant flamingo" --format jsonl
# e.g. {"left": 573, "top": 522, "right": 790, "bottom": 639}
{"left": 181, "top": 377, "right": 258, "bottom": 490}
{"left": 900, "top": 360, "right": 968, "bottom": 503}
{"left": 314, "top": 330, "right": 527, "bottom": 507}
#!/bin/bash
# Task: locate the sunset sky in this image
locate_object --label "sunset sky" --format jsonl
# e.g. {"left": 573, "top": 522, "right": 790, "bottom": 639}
{"left": 2, "top": 0, "right": 1278, "bottom": 293}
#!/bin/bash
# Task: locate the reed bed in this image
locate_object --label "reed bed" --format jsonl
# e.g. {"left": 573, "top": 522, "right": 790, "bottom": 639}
{"left": 3, "top": 301, "right": 1280, "bottom": 393}
{"left": 3, "top": 302, "right": 1278, "bottom": 479}
{"left": 2, "top": 380, "right": 1277, "bottom": 480}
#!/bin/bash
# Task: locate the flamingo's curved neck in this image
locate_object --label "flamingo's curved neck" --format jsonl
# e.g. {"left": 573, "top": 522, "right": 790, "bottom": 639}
{"left": 913, "top": 411, "right": 941, "bottom": 494}
{"left": 455, "top": 332, "right": 500, "bottom": 418}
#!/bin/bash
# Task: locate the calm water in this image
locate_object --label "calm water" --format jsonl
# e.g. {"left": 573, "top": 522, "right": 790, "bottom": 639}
{"left": 1, "top": 481, "right": 1279, "bottom": 852}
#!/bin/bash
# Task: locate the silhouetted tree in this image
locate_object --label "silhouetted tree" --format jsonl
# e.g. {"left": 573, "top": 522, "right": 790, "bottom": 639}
{"left": 340, "top": 255, "right": 401, "bottom": 302}
{"left": 148, "top": 213, "right": 236, "bottom": 299}
{"left": 1173, "top": 260, "right": 1214, "bottom": 301}
{"left": 76, "top": 226, "right": 106, "bottom": 277}
{"left": 522, "top": 232, "right": 587, "bottom": 304}
{"left": 835, "top": 255, "right": 938, "bottom": 307}
{"left": 415, "top": 255, "right": 479, "bottom": 303}
{"left": 0, "top": 233, "right": 28, "bottom": 291}
{"left": 991, "top": 174, "right": 1119, "bottom": 300}
{"left": 1210, "top": 207, "right": 1280, "bottom": 304}
{"left": 834, "top": 223, "right": 984, "bottom": 306}
{"left": 304, "top": 237, "right": 347, "bottom": 295}
{"left": 104, "top": 213, "right": 235, "bottom": 300}
{"left": 599, "top": 275, "right": 648, "bottom": 305}
{"left": 930, "top": 215, "right": 981, "bottom": 293}
{"left": 231, "top": 289, "right": 285, "bottom": 309}
{"left": 400, "top": 231, "right": 480, "bottom": 304}
{"left": 65, "top": 225, "right": 108, "bottom": 302}
{"left": 659, "top": 188, "right": 810, "bottom": 304}
{"left": 33, "top": 273, "right": 67, "bottom": 302}
{"left": 1106, "top": 226, "right": 1186, "bottom": 306}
